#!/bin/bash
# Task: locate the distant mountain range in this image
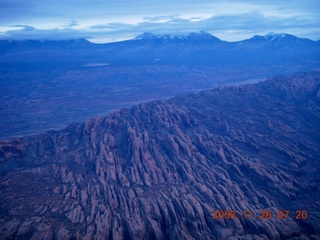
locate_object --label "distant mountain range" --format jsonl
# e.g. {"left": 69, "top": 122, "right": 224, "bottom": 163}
{"left": 0, "top": 32, "right": 319, "bottom": 67}
{"left": 135, "top": 31, "right": 318, "bottom": 45}
{"left": 1, "top": 31, "right": 318, "bottom": 49}
{"left": 1, "top": 71, "right": 319, "bottom": 239}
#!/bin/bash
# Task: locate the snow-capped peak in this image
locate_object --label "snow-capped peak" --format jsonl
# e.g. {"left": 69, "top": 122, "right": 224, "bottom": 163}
{"left": 135, "top": 31, "right": 221, "bottom": 42}
{"left": 263, "top": 32, "right": 294, "bottom": 41}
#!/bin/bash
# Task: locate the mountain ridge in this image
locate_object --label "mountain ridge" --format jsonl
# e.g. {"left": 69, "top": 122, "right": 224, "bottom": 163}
{"left": 134, "top": 31, "right": 224, "bottom": 43}
{"left": 1, "top": 32, "right": 318, "bottom": 65}
{"left": 1, "top": 31, "right": 318, "bottom": 67}
{"left": 1, "top": 31, "right": 318, "bottom": 45}
{"left": 1, "top": 71, "right": 320, "bottom": 239}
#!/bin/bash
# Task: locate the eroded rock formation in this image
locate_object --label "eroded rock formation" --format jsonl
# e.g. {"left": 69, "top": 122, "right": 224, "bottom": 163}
{"left": 1, "top": 71, "right": 320, "bottom": 239}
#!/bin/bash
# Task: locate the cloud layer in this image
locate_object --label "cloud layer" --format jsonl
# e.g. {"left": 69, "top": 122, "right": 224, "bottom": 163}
{"left": 0, "top": 0, "right": 319, "bottom": 42}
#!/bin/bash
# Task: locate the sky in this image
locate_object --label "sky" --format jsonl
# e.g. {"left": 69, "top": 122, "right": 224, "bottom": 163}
{"left": 0, "top": 0, "right": 319, "bottom": 43}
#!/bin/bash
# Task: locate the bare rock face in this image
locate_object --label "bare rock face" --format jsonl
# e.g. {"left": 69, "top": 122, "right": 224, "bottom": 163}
{"left": 0, "top": 71, "right": 320, "bottom": 239}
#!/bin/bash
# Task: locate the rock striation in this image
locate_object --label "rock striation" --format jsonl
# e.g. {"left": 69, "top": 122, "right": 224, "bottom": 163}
{"left": 1, "top": 71, "right": 320, "bottom": 239}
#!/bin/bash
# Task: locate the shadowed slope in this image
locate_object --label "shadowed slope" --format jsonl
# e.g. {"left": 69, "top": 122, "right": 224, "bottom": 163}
{"left": 0, "top": 71, "right": 320, "bottom": 239}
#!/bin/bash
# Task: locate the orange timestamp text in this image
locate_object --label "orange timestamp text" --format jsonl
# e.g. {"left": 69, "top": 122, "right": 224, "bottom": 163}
{"left": 211, "top": 210, "right": 308, "bottom": 220}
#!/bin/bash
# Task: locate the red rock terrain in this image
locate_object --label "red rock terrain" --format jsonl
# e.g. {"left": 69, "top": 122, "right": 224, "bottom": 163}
{"left": 0, "top": 71, "right": 320, "bottom": 239}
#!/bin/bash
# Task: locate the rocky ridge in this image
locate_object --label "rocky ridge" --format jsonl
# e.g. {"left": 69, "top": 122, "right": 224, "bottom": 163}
{"left": 0, "top": 71, "right": 320, "bottom": 239}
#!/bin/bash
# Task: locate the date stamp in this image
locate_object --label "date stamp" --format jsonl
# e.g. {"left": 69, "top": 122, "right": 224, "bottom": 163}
{"left": 211, "top": 210, "right": 308, "bottom": 220}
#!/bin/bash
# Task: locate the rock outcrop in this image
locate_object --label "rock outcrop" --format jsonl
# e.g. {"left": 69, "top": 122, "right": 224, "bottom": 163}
{"left": 0, "top": 71, "right": 320, "bottom": 239}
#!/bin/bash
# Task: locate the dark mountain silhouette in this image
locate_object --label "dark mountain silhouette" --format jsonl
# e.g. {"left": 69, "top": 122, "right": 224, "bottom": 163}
{"left": 0, "top": 32, "right": 319, "bottom": 66}
{"left": 135, "top": 31, "right": 224, "bottom": 44}
{"left": 1, "top": 71, "right": 319, "bottom": 239}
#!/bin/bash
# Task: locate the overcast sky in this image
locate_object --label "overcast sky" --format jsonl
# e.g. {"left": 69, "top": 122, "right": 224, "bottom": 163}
{"left": 0, "top": 0, "right": 319, "bottom": 42}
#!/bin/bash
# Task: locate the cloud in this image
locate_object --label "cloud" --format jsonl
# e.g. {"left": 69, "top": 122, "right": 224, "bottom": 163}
{"left": 131, "top": 12, "right": 319, "bottom": 39}
{"left": 63, "top": 20, "right": 79, "bottom": 28}
{"left": 0, "top": 0, "right": 319, "bottom": 41}
{"left": 1, "top": 25, "right": 93, "bottom": 40}
{"left": 143, "top": 15, "right": 177, "bottom": 23}
{"left": 1, "top": 11, "right": 319, "bottom": 42}
{"left": 10, "top": 25, "right": 37, "bottom": 31}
